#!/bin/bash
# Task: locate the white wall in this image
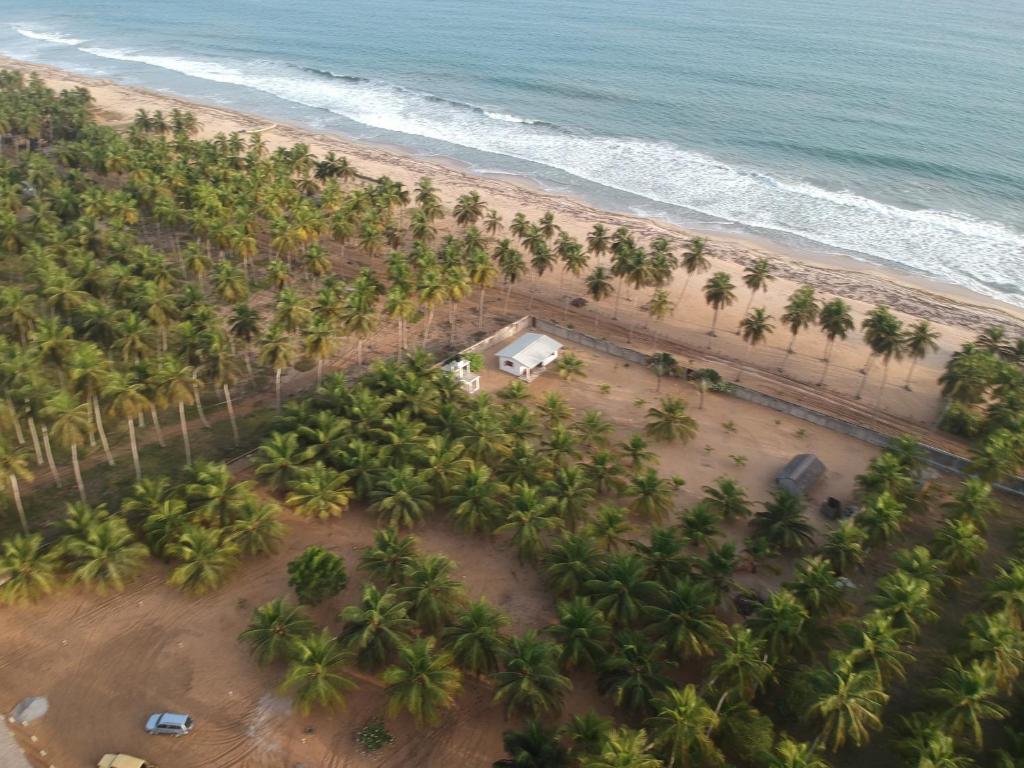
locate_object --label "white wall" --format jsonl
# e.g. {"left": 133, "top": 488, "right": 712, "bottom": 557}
{"left": 498, "top": 356, "right": 527, "bottom": 377}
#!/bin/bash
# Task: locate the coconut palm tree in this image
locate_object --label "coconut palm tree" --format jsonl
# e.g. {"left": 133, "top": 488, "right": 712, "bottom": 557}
{"left": 738, "top": 307, "right": 775, "bottom": 381}
{"left": 627, "top": 470, "right": 676, "bottom": 523}
{"left": 585, "top": 727, "right": 662, "bottom": 768}
{"left": 749, "top": 588, "right": 811, "bottom": 663}
{"left": 989, "top": 559, "right": 1024, "bottom": 627}
{"left": 229, "top": 499, "right": 285, "bottom": 556}
{"left": 767, "top": 739, "right": 830, "bottom": 768}
{"left": 586, "top": 266, "right": 615, "bottom": 330}
{"left": 495, "top": 721, "right": 570, "bottom": 768}
{"left": 702, "top": 477, "right": 752, "bottom": 521}
{"left": 823, "top": 519, "right": 867, "bottom": 575}
{"left": 547, "top": 596, "right": 611, "bottom": 671}
{"left": 284, "top": 462, "right": 352, "bottom": 519}
{"left": 902, "top": 320, "right": 941, "bottom": 390}
{"left": 597, "top": 631, "right": 671, "bottom": 716}
{"left": 807, "top": 664, "right": 888, "bottom": 751}
{"left": 338, "top": 584, "right": 415, "bottom": 670}
{"left": 0, "top": 534, "right": 59, "bottom": 604}
{"left": 493, "top": 631, "right": 572, "bottom": 719}
{"left": 587, "top": 504, "right": 632, "bottom": 552}
{"left": 817, "top": 298, "right": 855, "bottom": 385}
{"left": 857, "top": 306, "right": 905, "bottom": 402}
{"left": 931, "top": 659, "right": 1007, "bottom": 749}
{"left": 239, "top": 598, "right": 315, "bottom": 666}
{"left": 870, "top": 570, "right": 937, "bottom": 640}
{"left": 185, "top": 460, "right": 253, "bottom": 527}
{"left": 645, "top": 577, "right": 724, "bottom": 659}
{"left": 779, "top": 286, "right": 820, "bottom": 370}
{"left": 751, "top": 490, "right": 814, "bottom": 552}
{"left": 167, "top": 526, "right": 240, "bottom": 594}
{"left": 103, "top": 370, "right": 151, "bottom": 481}
{"left": 966, "top": 610, "right": 1024, "bottom": 693}
{"left": 259, "top": 328, "right": 295, "bottom": 413}
{"left": 586, "top": 553, "right": 664, "bottom": 627}
{"left": 61, "top": 515, "right": 148, "bottom": 593}
{"left": 0, "top": 437, "right": 33, "bottom": 534}
{"left": 544, "top": 533, "right": 602, "bottom": 596}
{"left": 703, "top": 272, "right": 736, "bottom": 336}
{"left": 846, "top": 610, "right": 914, "bottom": 685}
{"left": 443, "top": 599, "right": 509, "bottom": 676}
{"left": 370, "top": 465, "right": 434, "bottom": 529}
{"left": 42, "top": 389, "right": 92, "bottom": 502}
{"left": 707, "top": 625, "right": 771, "bottom": 703}
{"left": 647, "top": 352, "right": 678, "bottom": 393}
{"left": 556, "top": 352, "right": 586, "bottom": 382}
{"left": 944, "top": 477, "right": 1000, "bottom": 533}
{"left": 646, "top": 685, "right": 722, "bottom": 768}
{"left": 644, "top": 397, "right": 698, "bottom": 443}
{"left": 401, "top": 554, "right": 466, "bottom": 634}
{"left": 453, "top": 192, "right": 486, "bottom": 227}
{"left": 933, "top": 518, "right": 987, "bottom": 575}
{"left": 255, "top": 431, "right": 313, "bottom": 492}
{"left": 741, "top": 257, "right": 775, "bottom": 318}
{"left": 676, "top": 237, "right": 709, "bottom": 307}
{"left": 281, "top": 629, "right": 357, "bottom": 714}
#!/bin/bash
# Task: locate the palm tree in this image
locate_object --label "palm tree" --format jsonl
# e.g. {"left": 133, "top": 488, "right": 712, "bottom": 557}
{"left": 586, "top": 553, "right": 664, "bottom": 627}
{"left": 359, "top": 527, "right": 419, "bottom": 585}
{"left": 586, "top": 266, "right": 615, "bottom": 330}
{"left": 339, "top": 585, "right": 415, "bottom": 670}
{"left": 645, "top": 577, "right": 723, "bottom": 659}
{"left": 585, "top": 727, "right": 662, "bottom": 768}
{"left": 823, "top": 519, "right": 867, "bottom": 575}
{"left": 647, "top": 352, "right": 678, "bottom": 393}
{"left": 61, "top": 516, "right": 148, "bottom": 593}
{"left": 741, "top": 257, "right": 775, "bottom": 318}
{"left": 281, "top": 629, "right": 357, "bottom": 714}
{"left": 0, "top": 534, "right": 59, "bottom": 604}
{"left": 807, "top": 664, "right": 889, "bottom": 751}
{"left": 751, "top": 490, "right": 814, "bottom": 552}
{"left": 239, "top": 598, "right": 315, "bottom": 666}
{"left": 809, "top": 298, "right": 853, "bottom": 384}
{"left": 587, "top": 504, "right": 632, "bottom": 552}
{"left": 167, "top": 526, "right": 240, "bottom": 594}
{"left": 944, "top": 477, "right": 1000, "bottom": 532}
{"left": 767, "top": 739, "right": 830, "bottom": 768}
{"left": 401, "top": 554, "right": 466, "bottom": 634}
{"left": 370, "top": 465, "right": 434, "bottom": 529}
{"left": 497, "top": 483, "right": 561, "bottom": 562}
{"left": 597, "top": 631, "right": 670, "bottom": 716}
{"left": 493, "top": 631, "right": 572, "bottom": 719}
{"left": 443, "top": 599, "right": 509, "bottom": 676}
{"left": 453, "top": 191, "right": 486, "bottom": 226}
{"left": 703, "top": 477, "right": 752, "bottom": 521}
{"left": 902, "top": 320, "right": 941, "bottom": 390}
{"left": 931, "top": 659, "right": 1007, "bottom": 749}
{"left": 707, "top": 625, "right": 771, "bottom": 703}
{"left": 870, "top": 570, "right": 937, "bottom": 640}
{"left": 738, "top": 308, "right": 775, "bottom": 381}
{"left": 703, "top": 271, "right": 736, "bottom": 336}
{"left": 547, "top": 596, "right": 611, "bottom": 670}
{"left": 676, "top": 237, "right": 710, "bottom": 307}
{"left": 104, "top": 370, "right": 151, "bottom": 481}
{"left": 627, "top": 470, "right": 676, "bottom": 523}
{"left": 286, "top": 462, "right": 352, "bottom": 519}
{"left": 155, "top": 359, "right": 197, "bottom": 466}
{"left": 966, "top": 610, "right": 1024, "bottom": 693}
{"left": 556, "top": 352, "right": 587, "bottom": 382}
{"left": 847, "top": 610, "right": 914, "bottom": 685}
{"left": 0, "top": 437, "right": 33, "bottom": 534}
{"left": 259, "top": 328, "right": 295, "bottom": 412}
{"left": 229, "top": 499, "right": 285, "bottom": 556}
{"left": 749, "top": 588, "right": 811, "bottom": 663}
{"left": 933, "top": 517, "right": 986, "bottom": 575}
{"left": 42, "top": 390, "right": 91, "bottom": 502}
{"left": 779, "top": 286, "right": 820, "bottom": 369}
{"left": 857, "top": 306, "right": 905, "bottom": 401}
{"left": 644, "top": 397, "right": 698, "bottom": 443}
{"left": 646, "top": 685, "right": 722, "bottom": 768}
{"left": 495, "top": 721, "right": 570, "bottom": 768}
{"left": 544, "top": 533, "right": 602, "bottom": 596}
{"left": 255, "top": 431, "right": 313, "bottom": 492}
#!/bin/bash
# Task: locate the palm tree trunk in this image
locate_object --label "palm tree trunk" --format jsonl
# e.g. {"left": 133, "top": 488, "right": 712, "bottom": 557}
{"left": 127, "top": 418, "right": 141, "bottom": 481}
{"left": 787, "top": 332, "right": 797, "bottom": 354}
{"left": 70, "top": 443, "right": 87, "bottom": 503}
{"left": 423, "top": 307, "right": 435, "bottom": 346}
{"left": 40, "top": 426, "right": 61, "bottom": 487}
{"left": 178, "top": 400, "right": 192, "bottom": 465}
{"left": 477, "top": 287, "right": 486, "bottom": 329}
{"left": 817, "top": 356, "right": 832, "bottom": 386}
{"left": 613, "top": 278, "right": 624, "bottom": 318}
{"left": 855, "top": 355, "right": 875, "bottom": 399}
{"left": 93, "top": 395, "right": 115, "bottom": 466}
{"left": 875, "top": 362, "right": 891, "bottom": 408}
{"left": 6, "top": 399, "right": 24, "bottom": 444}
{"left": 275, "top": 368, "right": 283, "bottom": 412}
{"left": 673, "top": 273, "right": 693, "bottom": 313}
{"left": 192, "top": 376, "right": 212, "bottom": 428}
{"left": 25, "top": 415, "right": 43, "bottom": 466}
{"left": 449, "top": 302, "right": 458, "bottom": 346}
{"left": 710, "top": 308, "right": 720, "bottom": 336}
{"left": 244, "top": 348, "right": 254, "bottom": 380}
{"left": 316, "top": 358, "right": 324, "bottom": 386}
{"left": 904, "top": 357, "right": 919, "bottom": 390}
{"left": 223, "top": 384, "right": 240, "bottom": 446}
{"left": 592, "top": 308, "right": 601, "bottom": 331}
{"left": 149, "top": 406, "right": 166, "bottom": 447}
{"left": 357, "top": 338, "right": 365, "bottom": 366}
{"left": 504, "top": 282, "right": 514, "bottom": 312}
{"left": 10, "top": 473, "right": 27, "bottom": 534}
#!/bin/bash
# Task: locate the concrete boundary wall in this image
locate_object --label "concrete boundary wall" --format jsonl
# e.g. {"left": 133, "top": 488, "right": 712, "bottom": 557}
{"left": 525, "top": 318, "right": 1024, "bottom": 498}
{"left": 457, "top": 315, "right": 533, "bottom": 357}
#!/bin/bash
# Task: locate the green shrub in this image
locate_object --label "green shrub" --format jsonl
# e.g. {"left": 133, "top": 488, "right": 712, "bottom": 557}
{"left": 287, "top": 546, "right": 347, "bottom": 605}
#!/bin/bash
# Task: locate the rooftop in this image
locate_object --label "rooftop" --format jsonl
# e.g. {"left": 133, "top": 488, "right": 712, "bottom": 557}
{"left": 495, "top": 333, "right": 562, "bottom": 368}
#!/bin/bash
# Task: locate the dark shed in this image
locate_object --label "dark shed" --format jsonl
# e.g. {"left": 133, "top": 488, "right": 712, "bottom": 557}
{"left": 775, "top": 453, "right": 826, "bottom": 495}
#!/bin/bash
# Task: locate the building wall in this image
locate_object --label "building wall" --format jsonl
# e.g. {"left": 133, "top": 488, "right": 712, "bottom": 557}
{"left": 498, "top": 356, "right": 528, "bottom": 377}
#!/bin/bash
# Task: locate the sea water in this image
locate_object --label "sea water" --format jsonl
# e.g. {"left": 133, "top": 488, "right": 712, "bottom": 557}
{"left": 1, "top": 0, "right": 1022, "bottom": 306}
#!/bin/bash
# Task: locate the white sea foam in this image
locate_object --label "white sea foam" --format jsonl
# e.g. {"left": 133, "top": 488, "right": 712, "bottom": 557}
{"left": 73, "top": 46, "right": 1024, "bottom": 306}
{"left": 14, "top": 27, "right": 84, "bottom": 46}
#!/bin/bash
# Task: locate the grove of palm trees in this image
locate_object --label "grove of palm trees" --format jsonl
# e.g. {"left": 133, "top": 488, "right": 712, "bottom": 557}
{"left": 1, "top": 69, "right": 1024, "bottom": 768}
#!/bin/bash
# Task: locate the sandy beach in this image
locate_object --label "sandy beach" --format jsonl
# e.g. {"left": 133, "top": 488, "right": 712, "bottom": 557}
{"left": 2, "top": 54, "right": 1020, "bottom": 444}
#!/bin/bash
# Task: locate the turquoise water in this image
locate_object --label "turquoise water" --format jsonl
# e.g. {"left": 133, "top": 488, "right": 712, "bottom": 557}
{"left": 3, "top": 0, "right": 1023, "bottom": 305}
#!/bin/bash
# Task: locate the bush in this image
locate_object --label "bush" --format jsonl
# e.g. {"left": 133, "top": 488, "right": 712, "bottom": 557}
{"left": 355, "top": 720, "right": 394, "bottom": 753}
{"left": 464, "top": 352, "right": 483, "bottom": 373}
{"left": 938, "top": 402, "right": 984, "bottom": 438}
{"left": 287, "top": 546, "right": 347, "bottom": 605}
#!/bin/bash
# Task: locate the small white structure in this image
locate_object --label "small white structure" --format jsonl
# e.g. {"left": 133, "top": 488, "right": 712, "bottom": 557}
{"left": 441, "top": 357, "right": 480, "bottom": 393}
{"left": 496, "top": 333, "right": 562, "bottom": 380}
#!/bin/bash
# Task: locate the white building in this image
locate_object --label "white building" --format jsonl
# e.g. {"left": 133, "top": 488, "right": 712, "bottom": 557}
{"left": 441, "top": 357, "right": 481, "bottom": 393}
{"left": 495, "top": 333, "right": 563, "bottom": 380}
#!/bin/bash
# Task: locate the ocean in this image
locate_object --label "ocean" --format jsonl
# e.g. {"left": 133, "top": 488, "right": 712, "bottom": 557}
{"left": 2, "top": 0, "right": 1023, "bottom": 307}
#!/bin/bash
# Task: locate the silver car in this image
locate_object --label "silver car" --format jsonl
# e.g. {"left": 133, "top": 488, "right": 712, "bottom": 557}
{"left": 145, "top": 712, "right": 194, "bottom": 736}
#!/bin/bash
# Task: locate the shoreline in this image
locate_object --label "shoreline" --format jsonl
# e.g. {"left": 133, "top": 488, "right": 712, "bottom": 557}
{"left": 4, "top": 53, "right": 1022, "bottom": 335}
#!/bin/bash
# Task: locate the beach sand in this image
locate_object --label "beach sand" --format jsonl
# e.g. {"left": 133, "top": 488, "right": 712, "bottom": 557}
{"left": 3, "top": 54, "right": 1020, "bottom": 441}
